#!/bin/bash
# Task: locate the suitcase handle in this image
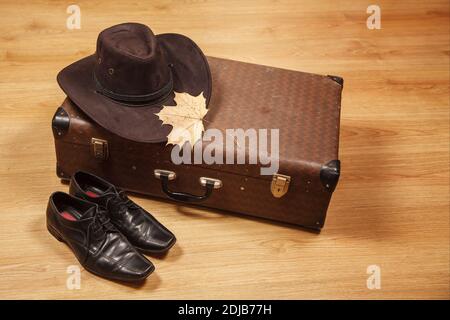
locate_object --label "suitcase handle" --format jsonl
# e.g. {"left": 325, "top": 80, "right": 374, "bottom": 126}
{"left": 154, "top": 169, "right": 222, "bottom": 203}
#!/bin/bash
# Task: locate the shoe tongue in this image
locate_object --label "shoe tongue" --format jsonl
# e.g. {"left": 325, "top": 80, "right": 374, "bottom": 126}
{"left": 104, "top": 185, "right": 115, "bottom": 194}
{"left": 81, "top": 206, "right": 97, "bottom": 219}
{"left": 97, "top": 186, "right": 117, "bottom": 198}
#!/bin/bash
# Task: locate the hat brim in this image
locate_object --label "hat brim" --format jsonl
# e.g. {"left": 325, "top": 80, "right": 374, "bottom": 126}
{"left": 57, "top": 33, "right": 212, "bottom": 143}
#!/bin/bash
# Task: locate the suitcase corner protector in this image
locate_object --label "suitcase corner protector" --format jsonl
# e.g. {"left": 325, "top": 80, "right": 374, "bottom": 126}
{"left": 327, "top": 75, "right": 344, "bottom": 87}
{"left": 320, "top": 159, "right": 340, "bottom": 192}
{"left": 52, "top": 106, "right": 70, "bottom": 137}
{"left": 56, "top": 164, "right": 70, "bottom": 181}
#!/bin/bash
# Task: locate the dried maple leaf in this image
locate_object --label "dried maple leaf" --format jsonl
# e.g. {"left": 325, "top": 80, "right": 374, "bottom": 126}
{"left": 156, "top": 92, "right": 208, "bottom": 148}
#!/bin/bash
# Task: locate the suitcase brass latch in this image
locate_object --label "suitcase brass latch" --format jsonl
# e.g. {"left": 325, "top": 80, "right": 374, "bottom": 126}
{"left": 91, "top": 138, "right": 109, "bottom": 160}
{"left": 271, "top": 174, "right": 291, "bottom": 198}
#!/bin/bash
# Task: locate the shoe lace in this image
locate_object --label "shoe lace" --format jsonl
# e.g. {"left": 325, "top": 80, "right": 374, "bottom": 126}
{"left": 83, "top": 208, "right": 117, "bottom": 263}
{"left": 104, "top": 189, "right": 139, "bottom": 215}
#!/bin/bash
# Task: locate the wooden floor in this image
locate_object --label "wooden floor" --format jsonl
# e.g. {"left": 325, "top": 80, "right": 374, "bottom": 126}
{"left": 0, "top": 0, "right": 448, "bottom": 300}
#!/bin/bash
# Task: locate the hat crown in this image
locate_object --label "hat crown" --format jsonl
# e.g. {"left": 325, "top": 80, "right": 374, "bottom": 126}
{"left": 94, "top": 23, "right": 171, "bottom": 101}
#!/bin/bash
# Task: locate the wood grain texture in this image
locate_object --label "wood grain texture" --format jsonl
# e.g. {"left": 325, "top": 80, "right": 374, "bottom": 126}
{"left": 0, "top": 0, "right": 448, "bottom": 299}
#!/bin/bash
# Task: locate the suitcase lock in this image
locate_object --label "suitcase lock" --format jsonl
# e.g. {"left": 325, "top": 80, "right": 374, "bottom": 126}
{"left": 91, "top": 138, "right": 109, "bottom": 160}
{"left": 271, "top": 174, "right": 291, "bottom": 198}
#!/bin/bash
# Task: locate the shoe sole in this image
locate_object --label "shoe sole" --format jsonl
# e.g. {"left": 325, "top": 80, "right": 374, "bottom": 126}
{"left": 47, "top": 224, "right": 154, "bottom": 282}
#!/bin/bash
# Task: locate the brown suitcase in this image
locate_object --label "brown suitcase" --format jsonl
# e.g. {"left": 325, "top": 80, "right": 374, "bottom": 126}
{"left": 52, "top": 56, "right": 343, "bottom": 230}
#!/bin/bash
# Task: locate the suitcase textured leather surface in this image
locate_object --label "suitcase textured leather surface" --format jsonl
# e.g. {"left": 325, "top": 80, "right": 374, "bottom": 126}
{"left": 52, "top": 56, "right": 343, "bottom": 229}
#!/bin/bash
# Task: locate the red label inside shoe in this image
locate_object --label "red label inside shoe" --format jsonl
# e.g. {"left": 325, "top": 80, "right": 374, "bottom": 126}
{"left": 85, "top": 190, "right": 100, "bottom": 198}
{"left": 60, "top": 211, "right": 77, "bottom": 221}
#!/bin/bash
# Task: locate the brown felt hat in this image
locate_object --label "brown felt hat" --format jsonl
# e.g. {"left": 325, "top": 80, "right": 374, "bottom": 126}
{"left": 57, "top": 22, "right": 211, "bottom": 143}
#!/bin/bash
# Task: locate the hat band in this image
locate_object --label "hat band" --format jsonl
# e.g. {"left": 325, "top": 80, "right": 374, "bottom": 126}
{"left": 94, "top": 70, "right": 173, "bottom": 104}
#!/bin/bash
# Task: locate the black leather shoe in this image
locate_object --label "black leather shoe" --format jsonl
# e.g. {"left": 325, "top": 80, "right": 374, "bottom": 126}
{"left": 69, "top": 171, "right": 176, "bottom": 254}
{"left": 46, "top": 192, "right": 155, "bottom": 282}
